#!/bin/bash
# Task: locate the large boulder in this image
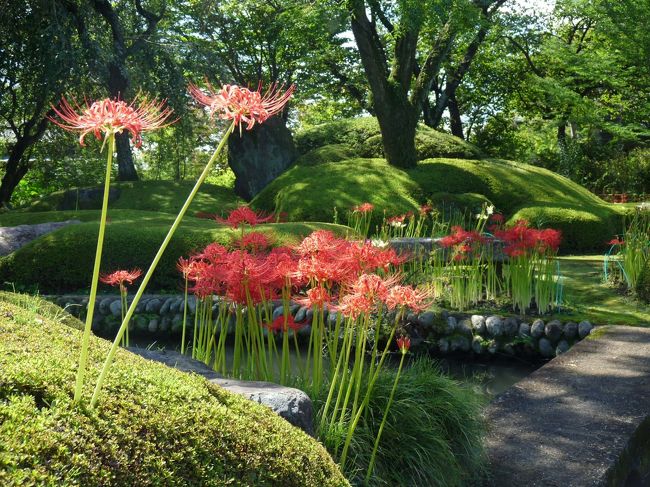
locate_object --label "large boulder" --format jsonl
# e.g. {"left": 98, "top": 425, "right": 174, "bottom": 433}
{"left": 228, "top": 116, "right": 297, "bottom": 200}
{"left": 128, "top": 347, "right": 314, "bottom": 434}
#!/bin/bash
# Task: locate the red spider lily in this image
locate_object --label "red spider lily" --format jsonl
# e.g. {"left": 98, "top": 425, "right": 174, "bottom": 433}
{"left": 177, "top": 257, "right": 195, "bottom": 278}
{"left": 439, "top": 226, "right": 484, "bottom": 248}
{"left": 188, "top": 80, "right": 294, "bottom": 130}
{"left": 608, "top": 237, "right": 625, "bottom": 246}
{"left": 494, "top": 221, "right": 561, "bottom": 256}
{"left": 396, "top": 336, "right": 411, "bottom": 354}
{"left": 294, "top": 286, "right": 332, "bottom": 309}
{"left": 387, "top": 214, "right": 407, "bottom": 226}
{"left": 351, "top": 273, "right": 401, "bottom": 301}
{"left": 263, "top": 314, "right": 306, "bottom": 334}
{"left": 353, "top": 202, "right": 374, "bottom": 213}
{"left": 343, "top": 240, "right": 404, "bottom": 275}
{"left": 50, "top": 95, "right": 174, "bottom": 147}
{"left": 489, "top": 213, "right": 505, "bottom": 225}
{"left": 216, "top": 206, "right": 274, "bottom": 229}
{"left": 296, "top": 230, "right": 347, "bottom": 256}
{"left": 233, "top": 231, "right": 272, "bottom": 253}
{"left": 339, "top": 292, "right": 375, "bottom": 319}
{"left": 419, "top": 203, "right": 433, "bottom": 216}
{"left": 385, "top": 285, "right": 431, "bottom": 312}
{"left": 100, "top": 268, "right": 142, "bottom": 289}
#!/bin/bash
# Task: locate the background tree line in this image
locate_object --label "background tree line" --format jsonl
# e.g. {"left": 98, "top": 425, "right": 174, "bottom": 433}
{"left": 1, "top": 0, "right": 649, "bottom": 206}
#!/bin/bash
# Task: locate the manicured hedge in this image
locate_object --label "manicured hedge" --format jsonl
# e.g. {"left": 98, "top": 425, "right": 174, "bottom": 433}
{"left": 23, "top": 180, "right": 243, "bottom": 214}
{"left": 0, "top": 293, "right": 348, "bottom": 486}
{"left": 0, "top": 220, "right": 351, "bottom": 293}
{"left": 251, "top": 156, "right": 624, "bottom": 252}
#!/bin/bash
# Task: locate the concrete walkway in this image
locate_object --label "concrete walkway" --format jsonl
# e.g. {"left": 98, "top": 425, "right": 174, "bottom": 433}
{"left": 485, "top": 326, "right": 650, "bottom": 486}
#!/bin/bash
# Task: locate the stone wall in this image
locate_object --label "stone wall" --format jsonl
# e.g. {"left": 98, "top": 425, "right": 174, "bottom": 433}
{"left": 47, "top": 294, "right": 593, "bottom": 359}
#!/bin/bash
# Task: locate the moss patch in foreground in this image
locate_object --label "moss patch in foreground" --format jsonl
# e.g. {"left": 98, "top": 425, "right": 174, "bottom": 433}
{"left": 0, "top": 293, "right": 348, "bottom": 486}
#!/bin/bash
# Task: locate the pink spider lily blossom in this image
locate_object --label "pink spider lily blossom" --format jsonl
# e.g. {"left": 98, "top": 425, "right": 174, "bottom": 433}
{"left": 216, "top": 206, "right": 275, "bottom": 228}
{"left": 396, "top": 336, "right": 411, "bottom": 354}
{"left": 385, "top": 285, "right": 431, "bottom": 312}
{"left": 50, "top": 95, "right": 174, "bottom": 147}
{"left": 100, "top": 268, "right": 143, "bottom": 290}
{"left": 353, "top": 202, "right": 374, "bottom": 213}
{"left": 188, "top": 80, "right": 295, "bottom": 131}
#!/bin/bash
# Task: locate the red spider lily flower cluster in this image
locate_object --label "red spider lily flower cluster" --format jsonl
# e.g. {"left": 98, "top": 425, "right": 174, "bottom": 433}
{"left": 493, "top": 220, "right": 562, "bottom": 257}
{"left": 439, "top": 226, "right": 485, "bottom": 261}
{"left": 353, "top": 202, "right": 374, "bottom": 213}
{"left": 50, "top": 96, "right": 174, "bottom": 147}
{"left": 100, "top": 268, "right": 143, "bottom": 290}
{"left": 179, "top": 230, "right": 427, "bottom": 320}
{"left": 419, "top": 204, "right": 433, "bottom": 216}
{"left": 216, "top": 206, "right": 275, "bottom": 229}
{"left": 188, "top": 80, "right": 295, "bottom": 130}
{"left": 608, "top": 237, "right": 625, "bottom": 246}
{"left": 396, "top": 336, "right": 411, "bottom": 354}
{"left": 263, "top": 314, "right": 306, "bottom": 334}
{"left": 233, "top": 231, "right": 273, "bottom": 253}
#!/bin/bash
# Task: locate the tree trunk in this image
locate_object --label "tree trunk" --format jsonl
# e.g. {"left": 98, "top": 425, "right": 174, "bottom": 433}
{"left": 375, "top": 96, "right": 418, "bottom": 168}
{"left": 114, "top": 132, "right": 139, "bottom": 180}
{"left": 448, "top": 95, "right": 464, "bottom": 139}
{"left": 557, "top": 122, "right": 567, "bottom": 145}
{"left": 0, "top": 140, "right": 31, "bottom": 205}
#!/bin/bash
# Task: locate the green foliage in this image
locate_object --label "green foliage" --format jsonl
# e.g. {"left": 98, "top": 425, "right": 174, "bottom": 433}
{"left": 0, "top": 293, "right": 348, "bottom": 486}
{"left": 319, "top": 357, "right": 486, "bottom": 486}
{"left": 296, "top": 144, "right": 360, "bottom": 166}
{"left": 636, "top": 259, "right": 650, "bottom": 304}
{"left": 22, "top": 180, "right": 242, "bottom": 214}
{"left": 294, "top": 117, "right": 481, "bottom": 160}
{"left": 509, "top": 205, "right": 623, "bottom": 253}
{"left": 0, "top": 219, "right": 350, "bottom": 293}
{"left": 251, "top": 155, "right": 622, "bottom": 251}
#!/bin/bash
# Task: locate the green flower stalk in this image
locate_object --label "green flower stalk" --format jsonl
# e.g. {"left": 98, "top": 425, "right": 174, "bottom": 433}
{"left": 49, "top": 95, "right": 174, "bottom": 404}
{"left": 365, "top": 336, "right": 410, "bottom": 483}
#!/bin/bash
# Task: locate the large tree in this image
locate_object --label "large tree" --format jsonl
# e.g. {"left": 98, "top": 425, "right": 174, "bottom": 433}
{"left": 348, "top": 0, "right": 507, "bottom": 168}
{"left": 0, "top": 0, "right": 78, "bottom": 205}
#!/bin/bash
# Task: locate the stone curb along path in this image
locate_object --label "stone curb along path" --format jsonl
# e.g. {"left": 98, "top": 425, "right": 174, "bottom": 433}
{"left": 127, "top": 348, "right": 314, "bottom": 436}
{"left": 484, "top": 326, "right": 650, "bottom": 486}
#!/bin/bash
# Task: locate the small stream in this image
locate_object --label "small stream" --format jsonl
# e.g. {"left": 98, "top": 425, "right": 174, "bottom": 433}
{"left": 131, "top": 336, "right": 540, "bottom": 398}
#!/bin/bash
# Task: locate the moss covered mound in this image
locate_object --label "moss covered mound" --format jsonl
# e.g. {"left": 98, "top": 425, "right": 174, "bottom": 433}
{"left": 0, "top": 293, "right": 347, "bottom": 486}
{"left": 294, "top": 117, "right": 482, "bottom": 161}
{"left": 22, "top": 180, "right": 243, "bottom": 214}
{"left": 0, "top": 217, "right": 350, "bottom": 292}
{"left": 251, "top": 157, "right": 624, "bottom": 252}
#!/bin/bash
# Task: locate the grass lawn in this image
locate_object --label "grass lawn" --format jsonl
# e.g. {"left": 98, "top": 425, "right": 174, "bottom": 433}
{"left": 553, "top": 255, "right": 650, "bottom": 326}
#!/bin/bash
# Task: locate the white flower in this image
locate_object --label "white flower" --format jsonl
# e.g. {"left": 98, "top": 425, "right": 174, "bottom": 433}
{"left": 371, "top": 238, "right": 389, "bottom": 249}
{"left": 486, "top": 205, "right": 494, "bottom": 215}
{"left": 390, "top": 222, "right": 406, "bottom": 228}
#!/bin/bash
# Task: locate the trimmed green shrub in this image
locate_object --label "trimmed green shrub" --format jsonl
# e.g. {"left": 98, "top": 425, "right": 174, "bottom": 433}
{"left": 251, "top": 156, "right": 623, "bottom": 252}
{"left": 0, "top": 293, "right": 348, "bottom": 486}
{"left": 23, "top": 180, "right": 243, "bottom": 214}
{"left": 296, "top": 144, "right": 361, "bottom": 166}
{"left": 0, "top": 220, "right": 351, "bottom": 292}
{"left": 317, "top": 357, "right": 486, "bottom": 486}
{"left": 509, "top": 205, "right": 623, "bottom": 253}
{"left": 294, "top": 117, "right": 482, "bottom": 160}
